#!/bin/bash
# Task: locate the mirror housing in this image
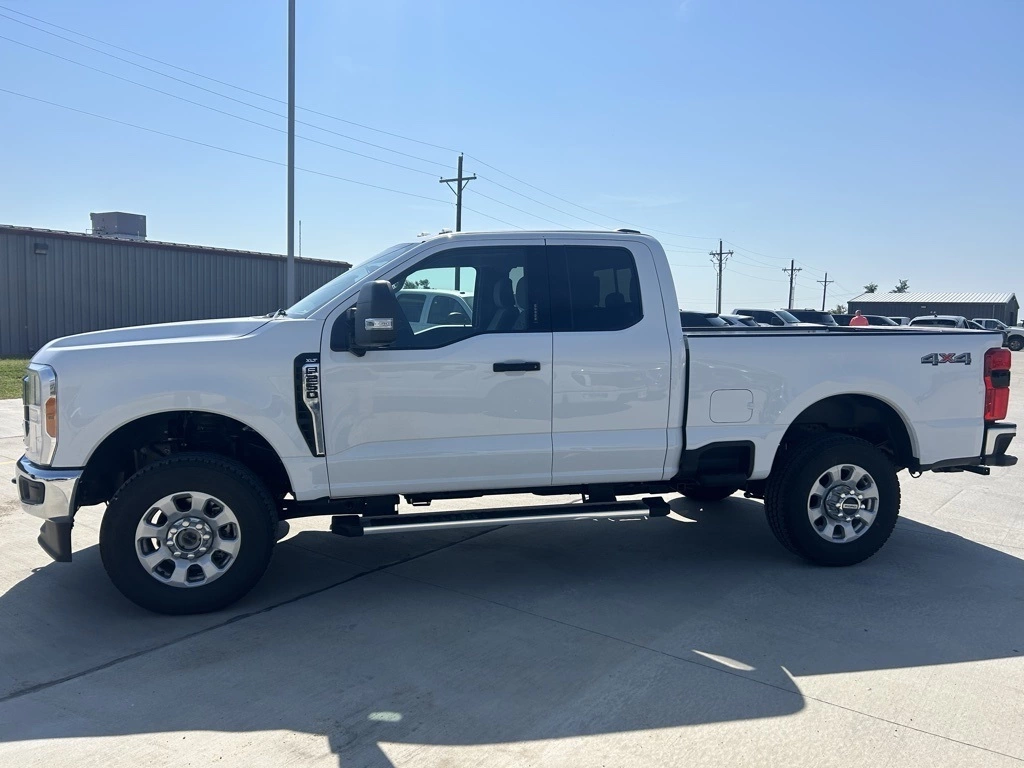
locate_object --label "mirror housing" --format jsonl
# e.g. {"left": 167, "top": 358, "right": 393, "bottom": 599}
{"left": 354, "top": 280, "right": 400, "bottom": 349}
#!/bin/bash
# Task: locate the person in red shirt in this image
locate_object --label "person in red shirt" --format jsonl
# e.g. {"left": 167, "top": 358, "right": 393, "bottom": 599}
{"left": 849, "top": 310, "right": 870, "bottom": 326}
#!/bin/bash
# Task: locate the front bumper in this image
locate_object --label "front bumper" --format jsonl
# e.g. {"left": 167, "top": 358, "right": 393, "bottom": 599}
{"left": 13, "top": 456, "right": 83, "bottom": 562}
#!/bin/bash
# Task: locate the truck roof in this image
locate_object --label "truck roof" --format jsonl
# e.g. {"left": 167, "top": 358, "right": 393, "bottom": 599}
{"left": 417, "top": 230, "right": 660, "bottom": 245}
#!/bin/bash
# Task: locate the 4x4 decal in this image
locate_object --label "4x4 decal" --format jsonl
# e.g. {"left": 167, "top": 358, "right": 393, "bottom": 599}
{"left": 921, "top": 352, "right": 972, "bottom": 366}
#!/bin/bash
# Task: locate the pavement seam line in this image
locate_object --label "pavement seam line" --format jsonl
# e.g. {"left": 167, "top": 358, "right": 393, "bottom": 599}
{"left": 0, "top": 527, "right": 499, "bottom": 705}
{"left": 388, "top": 569, "right": 1024, "bottom": 764}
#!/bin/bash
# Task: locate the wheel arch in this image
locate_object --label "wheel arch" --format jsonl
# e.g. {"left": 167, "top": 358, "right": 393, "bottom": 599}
{"left": 78, "top": 410, "right": 293, "bottom": 509}
{"left": 776, "top": 394, "right": 917, "bottom": 470}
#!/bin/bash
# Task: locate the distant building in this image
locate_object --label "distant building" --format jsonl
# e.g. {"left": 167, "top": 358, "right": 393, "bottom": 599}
{"left": 0, "top": 215, "right": 351, "bottom": 356}
{"left": 847, "top": 292, "right": 1019, "bottom": 325}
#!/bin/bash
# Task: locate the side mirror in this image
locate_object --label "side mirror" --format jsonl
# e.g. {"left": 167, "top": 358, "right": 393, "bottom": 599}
{"left": 354, "top": 280, "right": 400, "bottom": 349}
{"left": 771, "top": 317, "right": 784, "bottom": 326}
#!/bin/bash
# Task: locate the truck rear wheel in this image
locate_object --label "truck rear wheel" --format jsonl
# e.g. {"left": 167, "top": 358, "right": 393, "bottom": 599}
{"left": 100, "top": 453, "right": 277, "bottom": 614}
{"left": 764, "top": 434, "right": 899, "bottom": 566}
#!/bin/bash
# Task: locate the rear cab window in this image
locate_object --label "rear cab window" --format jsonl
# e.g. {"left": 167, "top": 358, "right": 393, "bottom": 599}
{"left": 549, "top": 246, "right": 642, "bottom": 332}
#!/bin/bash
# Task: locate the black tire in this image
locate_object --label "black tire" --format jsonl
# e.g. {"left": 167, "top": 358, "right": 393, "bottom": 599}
{"left": 681, "top": 485, "right": 739, "bottom": 502}
{"left": 764, "top": 434, "right": 900, "bottom": 566}
{"left": 100, "top": 453, "right": 277, "bottom": 614}
{"left": 1008, "top": 335, "right": 1024, "bottom": 352}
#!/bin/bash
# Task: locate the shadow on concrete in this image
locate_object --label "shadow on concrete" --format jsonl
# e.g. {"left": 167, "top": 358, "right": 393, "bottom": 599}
{"left": 0, "top": 495, "right": 1021, "bottom": 765}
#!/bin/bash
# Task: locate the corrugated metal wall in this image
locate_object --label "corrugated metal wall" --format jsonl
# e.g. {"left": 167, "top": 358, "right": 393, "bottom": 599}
{"left": 1, "top": 229, "right": 348, "bottom": 356}
{"left": 847, "top": 300, "right": 1019, "bottom": 325}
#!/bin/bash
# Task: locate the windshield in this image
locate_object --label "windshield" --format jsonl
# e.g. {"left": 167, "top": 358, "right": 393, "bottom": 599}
{"left": 913, "top": 318, "right": 957, "bottom": 327}
{"left": 286, "top": 243, "right": 418, "bottom": 317}
{"left": 775, "top": 310, "right": 800, "bottom": 324}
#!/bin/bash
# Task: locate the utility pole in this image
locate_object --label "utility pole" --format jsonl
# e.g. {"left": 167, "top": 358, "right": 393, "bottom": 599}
{"left": 782, "top": 259, "right": 802, "bottom": 309}
{"left": 285, "top": 0, "right": 296, "bottom": 305}
{"left": 439, "top": 153, "right": 476, "bottom": 232}
{"left": 817, "top": 272, "right": 834, "bottom": 311}
{"left": 708, "top": 239, "right": 733, "bottom": 314}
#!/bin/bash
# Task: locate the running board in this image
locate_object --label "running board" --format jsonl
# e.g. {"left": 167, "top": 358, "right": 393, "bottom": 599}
{"left": 329, "top": 497, "right": 670, "bottom": 537}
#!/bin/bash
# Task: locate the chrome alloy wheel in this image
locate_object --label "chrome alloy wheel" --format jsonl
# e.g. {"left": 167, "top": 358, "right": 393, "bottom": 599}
{"left": 134, "top": 492, "right": 241, "bottom": 587}
{"left": 806, "top": 464, "right": 880, "bottom": 544}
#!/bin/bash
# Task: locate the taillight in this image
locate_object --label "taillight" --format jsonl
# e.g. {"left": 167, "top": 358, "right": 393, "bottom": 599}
{"left": 984, "top": 347, "right": 1011, "bottom": 422}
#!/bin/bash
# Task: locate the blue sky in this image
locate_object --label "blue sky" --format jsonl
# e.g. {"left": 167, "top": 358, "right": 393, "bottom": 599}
{"left": 0, "top": 0, "right": 1020, "bottom": 310}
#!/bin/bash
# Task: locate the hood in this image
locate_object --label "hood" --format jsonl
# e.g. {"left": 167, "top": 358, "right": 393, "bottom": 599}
{"left": 41, "top": 317, "right": 273, "bottom": 352}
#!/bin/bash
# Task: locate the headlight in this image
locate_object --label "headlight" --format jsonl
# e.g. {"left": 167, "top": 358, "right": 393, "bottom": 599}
{"left": 23, "top": 363, "right": 58, "bottom": 466}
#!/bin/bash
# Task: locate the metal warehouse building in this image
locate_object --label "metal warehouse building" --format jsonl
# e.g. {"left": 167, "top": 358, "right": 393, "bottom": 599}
{"left": 1, "top": 219, "right": 351, "bottom": 357}
{"left": 847, "top": 292, "right": 1019, "bottom": 325}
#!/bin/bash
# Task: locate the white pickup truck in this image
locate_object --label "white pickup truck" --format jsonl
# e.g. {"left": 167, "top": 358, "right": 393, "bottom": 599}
{"left": 15, "top": 231, "right": 1017, "bottom": 614}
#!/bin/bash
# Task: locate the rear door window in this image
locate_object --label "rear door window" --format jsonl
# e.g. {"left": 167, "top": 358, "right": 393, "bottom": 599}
{"left": 549, "top": 246, "right": 642, "bottom": 332}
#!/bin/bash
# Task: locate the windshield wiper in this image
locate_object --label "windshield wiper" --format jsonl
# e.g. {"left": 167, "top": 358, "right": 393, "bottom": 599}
{"left": 265, "top": 308, "right": 288, "bottom": 318}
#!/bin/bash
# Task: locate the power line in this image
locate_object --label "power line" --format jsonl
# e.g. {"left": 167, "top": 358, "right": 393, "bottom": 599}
{"left": 0, "top": 11, "right": 452, "bottom": 170}
{"left": 0, "top": 3, "right": 459, "bottom": 154}
{"left": 466, "top": 153, "right": 716, "bottom": 241}
{"left": 0, "top": 87, "right": 452, "bottom": 203}
{"left": 0, "top": 34, "right": 442, "bottom": 178}
{"left": 0, "top": 87, "right": 528, "bottom": 232}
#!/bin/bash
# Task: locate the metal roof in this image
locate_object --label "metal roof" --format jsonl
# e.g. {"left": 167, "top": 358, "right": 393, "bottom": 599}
{"left": 848, "top": 291, "right": 1017, "bottom": 305}
{"left": 0, "top": 224, "right": 351, "bottom": 268}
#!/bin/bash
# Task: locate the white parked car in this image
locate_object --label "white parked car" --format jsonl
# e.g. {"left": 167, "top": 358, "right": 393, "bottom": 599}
{"left": 732, "top": 308, "right": 821, "bottom": 327}
{"left": 974, "top": 319, "right": 1024, "bottom": 351}
{"left": 396, "top": 288, "right": 474, "bottom": 332}
{"left": 15, "top": 231, "right": 1016, "bottom": 613}
{"left": 719, "top": 313, "right": 759, "bottom": 327}
{"left": 910, "top": 315, "right": 974, "bottom": 329}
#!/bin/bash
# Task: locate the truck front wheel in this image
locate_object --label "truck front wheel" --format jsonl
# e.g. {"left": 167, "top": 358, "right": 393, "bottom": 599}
{"left": 1008, "top": 335, "right": 1024, "bottom": 352}
{"left": 764, "top": 434, "right": 900, "bottom": 566}
{"left": 100, "top": 453, "right": 277, "bottom": 614}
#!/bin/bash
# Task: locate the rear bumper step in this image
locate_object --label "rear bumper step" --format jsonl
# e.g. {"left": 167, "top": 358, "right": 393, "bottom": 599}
{"left": 330, "top": 497, "right": 670, "bottom": 537}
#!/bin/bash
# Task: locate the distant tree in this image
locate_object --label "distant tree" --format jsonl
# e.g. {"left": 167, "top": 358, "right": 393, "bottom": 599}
{"left": 403, "top": 278, "right": 430, "bottom": 289}
{"left": 830, "top": 303, "right": 847, "bottom": 314}
{"left": 891, "top": 279, "right": 910, "bottom": 294}
{"left": 863, "top": 283, "right": 878, "bottom": 294}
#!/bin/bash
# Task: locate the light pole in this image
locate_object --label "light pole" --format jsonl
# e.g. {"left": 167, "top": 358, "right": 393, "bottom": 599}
{"left": 285, "top": 0, "right": 296, "bottom": 306}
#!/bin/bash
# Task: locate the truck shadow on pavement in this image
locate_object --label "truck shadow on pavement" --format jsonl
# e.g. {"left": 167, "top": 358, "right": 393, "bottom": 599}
{"left": 1, "top": 496, "right": 1022, "bottom": 766}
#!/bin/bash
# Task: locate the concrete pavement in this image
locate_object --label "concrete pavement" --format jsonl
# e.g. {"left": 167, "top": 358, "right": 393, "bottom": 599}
{"left": 1, "top": 361, "right": 1022, "bottom": 767}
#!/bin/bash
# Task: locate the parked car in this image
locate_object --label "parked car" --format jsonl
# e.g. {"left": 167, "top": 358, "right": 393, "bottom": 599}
{"left": 834, "top": 314, "right": 900, "bottom": 327}
{"left": 396, "top": 288, "right": 474, "bottom": 332}
{"left": 679, "top": 311, "right": 730, "bottom": 328}
{"left": 731, "top": 308, "right": 820, "bottom": 327}
{"left": 889, "top": 316, "right": 911, "bottom": 326}
{"left": 910, "top": 315, "right": 973, "bottom": 329}
{"left": 788, "top": 309, "right": 838, "bottom": 326}
{"left": 15, "top": 230, "right": 1016, "bottom": 613}
{"left": 719, "top": 313, "right": 759, "bottom": 327}
{"left": 974, "top": 319, "right": 1024, "bottom": 351}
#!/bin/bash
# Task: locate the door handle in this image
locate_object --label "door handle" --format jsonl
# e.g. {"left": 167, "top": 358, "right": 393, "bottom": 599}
{"left": 493, "top": 361, "right": 541, "bottom": 372}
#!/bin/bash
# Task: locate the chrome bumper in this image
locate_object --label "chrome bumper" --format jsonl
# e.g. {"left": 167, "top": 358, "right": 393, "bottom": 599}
{"left": 15, "top": 456, "right": 82, "bottom": 520}
{"left": 14, "top": 456, "right": 83, "bottom": 563}
{"left": 982, "top": 422, "right": 1016, "bottom": 467}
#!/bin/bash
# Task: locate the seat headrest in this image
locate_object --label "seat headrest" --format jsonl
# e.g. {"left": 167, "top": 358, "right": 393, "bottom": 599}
{"left": 515, "top": 277, "right": 529, "bottom": 309}
{"left": 493, "top": 278, "right": 515, "bottom": 308}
